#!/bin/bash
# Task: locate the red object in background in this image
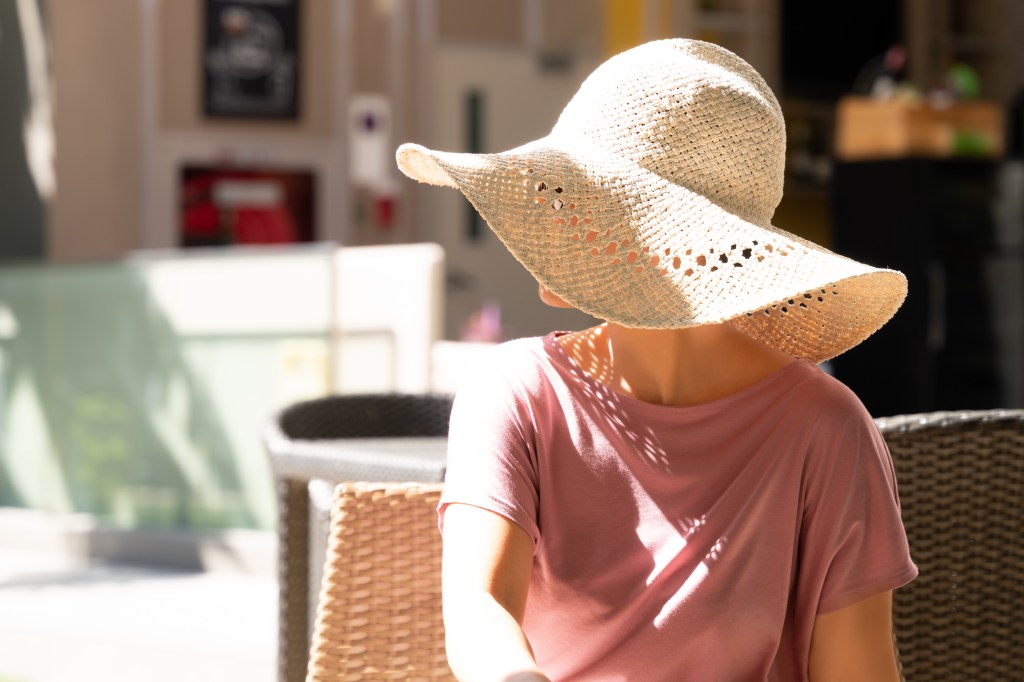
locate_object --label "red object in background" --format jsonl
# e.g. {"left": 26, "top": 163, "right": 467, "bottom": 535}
{"left": 233, "top": 207, "right": 298, "bottom": 243}
{"left": 371, "top": 194, "right": 396, "bottom": 229}
{"left": 180, "top": 166, "right": 315, "bottom": 247}
{"left": 182, "top": 200, "right": 221, "bottom": 239}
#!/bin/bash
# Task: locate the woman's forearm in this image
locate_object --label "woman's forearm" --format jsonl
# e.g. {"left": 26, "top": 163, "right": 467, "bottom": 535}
{"left": 442, "top": 504, "right": 547, "bottom": 681}
{"left": 444, "top": 590, "right": 550, "bottom": 682}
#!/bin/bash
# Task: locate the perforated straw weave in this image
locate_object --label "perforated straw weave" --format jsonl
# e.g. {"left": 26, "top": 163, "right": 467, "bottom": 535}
{"left": 306, "top": 482, "right": 453, "bottom": 681}
{"left": 397, "top": 39, "right": 907, "bottom": 363}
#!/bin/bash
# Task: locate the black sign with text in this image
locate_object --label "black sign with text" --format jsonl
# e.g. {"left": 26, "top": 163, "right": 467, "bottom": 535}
{"left": 203, "top": 0, "right": 300, "bottom": 119}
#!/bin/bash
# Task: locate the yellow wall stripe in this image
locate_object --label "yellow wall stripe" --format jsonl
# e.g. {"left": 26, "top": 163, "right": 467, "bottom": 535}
{"left": 605, "top": 0, "right": 643, "bottom": 58}
{"left": 605, "top": 0, "right": 672, "bottom": 58}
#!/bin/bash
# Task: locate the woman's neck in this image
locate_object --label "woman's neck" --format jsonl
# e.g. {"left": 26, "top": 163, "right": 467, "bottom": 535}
{"left": 558, "top": 322, "right": 796, "bottom": 407}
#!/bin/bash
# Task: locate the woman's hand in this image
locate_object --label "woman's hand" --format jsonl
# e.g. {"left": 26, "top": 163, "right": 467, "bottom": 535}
{"left": 441, "top": 503, "right": 550, "bottom": 682}
{"left": 808, "top": 590, "right": 901, "bottom": 681}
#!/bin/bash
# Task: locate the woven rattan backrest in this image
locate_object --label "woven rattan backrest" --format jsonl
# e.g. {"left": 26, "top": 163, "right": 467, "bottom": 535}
{"left": 875, "top": 410, "right": 1024, "bottom": 681}
{"left": 307, "top": 482, "right": 453, "bottom": 681}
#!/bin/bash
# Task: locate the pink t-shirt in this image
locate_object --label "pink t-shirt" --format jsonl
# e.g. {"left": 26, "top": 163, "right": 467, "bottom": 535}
{"left": 440, "top": 332, "right": 917, "bottom": 681}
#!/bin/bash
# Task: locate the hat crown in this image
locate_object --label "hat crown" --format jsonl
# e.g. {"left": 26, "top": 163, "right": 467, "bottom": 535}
{"left": 552, "top": 39, "right": 786, "bottom": 225}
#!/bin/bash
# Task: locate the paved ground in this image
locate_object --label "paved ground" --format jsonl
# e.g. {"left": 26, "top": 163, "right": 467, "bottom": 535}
{"left": 0, "top": 550, "right": 277, "bottom": 682}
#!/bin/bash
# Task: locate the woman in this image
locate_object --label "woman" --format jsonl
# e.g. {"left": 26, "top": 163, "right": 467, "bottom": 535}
{"left": 397, "top": 39, "right": 917, "bottom": 681}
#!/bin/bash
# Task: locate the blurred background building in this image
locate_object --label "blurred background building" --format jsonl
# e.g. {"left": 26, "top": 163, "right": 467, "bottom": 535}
{"left": 1, "top": 0, "right": 1023, "bottom": 538}
{"left": 3, "top": 0, "right": 1016, "bottom": 336}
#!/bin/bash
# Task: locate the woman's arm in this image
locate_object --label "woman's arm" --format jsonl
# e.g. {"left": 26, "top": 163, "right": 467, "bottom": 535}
{"left": 808, "top": 590, "right": 901, "bottom": 682}
{"left": 441, "top": 503, "right": 550, "bottom": 682}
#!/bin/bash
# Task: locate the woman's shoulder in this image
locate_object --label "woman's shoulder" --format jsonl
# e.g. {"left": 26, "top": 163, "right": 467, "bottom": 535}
{"left": 783, "top": 360, "right": 859, "bottom": 401}
{"left": 476, "top": 334, "right": 554, "bottom": 371}
{"left": 453, "top": 333, "right": 560, "bottom": 395}
{"left": 782, "top": 361, "right": 876, "bottom": 426}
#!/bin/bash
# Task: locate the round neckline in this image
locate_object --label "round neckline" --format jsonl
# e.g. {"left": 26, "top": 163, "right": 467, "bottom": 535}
{"left": 543, "top": 330, "right": 810, "bottom": 413}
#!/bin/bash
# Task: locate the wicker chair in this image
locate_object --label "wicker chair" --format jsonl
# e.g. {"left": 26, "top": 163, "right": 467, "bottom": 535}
{"left": 875, "top": 409, "right": 1024, "bottom": 681}
{"left": 307, "top": 482, "right": 454, "bottom": 681}
{"left": 264, "top": 394, "right": 453, "bottom": 682}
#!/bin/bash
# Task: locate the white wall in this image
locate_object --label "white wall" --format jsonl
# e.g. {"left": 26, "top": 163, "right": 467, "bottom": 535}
{"left": 417, "top": 44, "right": 601, "bottom": 340}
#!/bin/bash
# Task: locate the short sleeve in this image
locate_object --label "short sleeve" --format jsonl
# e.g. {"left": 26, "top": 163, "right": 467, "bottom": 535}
{"left": 438, "top": 343, "right": 542, "bottom": 546}
{"left": 799, "top": 389, "right": 918, "bottom": 614}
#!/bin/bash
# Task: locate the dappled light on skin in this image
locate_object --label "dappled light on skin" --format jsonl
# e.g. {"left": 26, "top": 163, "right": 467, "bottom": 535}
{"left": 557, "top": 321, "right": 797, "bottom": 409}
{"left": 557, "top": 325, "right": 623, "bottom": 395}
{"left": 557, "top": 325, "right": 676, "bottom": 473}
{"left": 553, "top": 325, "right": 730, "bottom": 627}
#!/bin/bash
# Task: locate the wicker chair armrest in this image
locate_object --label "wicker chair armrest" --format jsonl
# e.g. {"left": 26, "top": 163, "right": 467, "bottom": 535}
{"left": 307, "top": 482, "right": 453, "bottom": 681}
{"left": 266, "top": 436, "right": 447, "bottom": 484}
{"left": 874, "top": 409, "right": 1024, "bottom": 434}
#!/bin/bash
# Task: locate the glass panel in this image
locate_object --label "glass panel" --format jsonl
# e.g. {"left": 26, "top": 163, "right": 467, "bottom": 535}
{"left": 0, "top": 246, "right": 333, "bottom": 531}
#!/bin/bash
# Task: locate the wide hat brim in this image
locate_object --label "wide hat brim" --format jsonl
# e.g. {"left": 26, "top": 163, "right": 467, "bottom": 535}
{"left": 397, "top": 135, "right": 906, "bottom": 364}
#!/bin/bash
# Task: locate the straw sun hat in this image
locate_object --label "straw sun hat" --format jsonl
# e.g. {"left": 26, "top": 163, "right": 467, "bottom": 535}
{"left": 396, "top": 39, "right": 906, "bottom": 363}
